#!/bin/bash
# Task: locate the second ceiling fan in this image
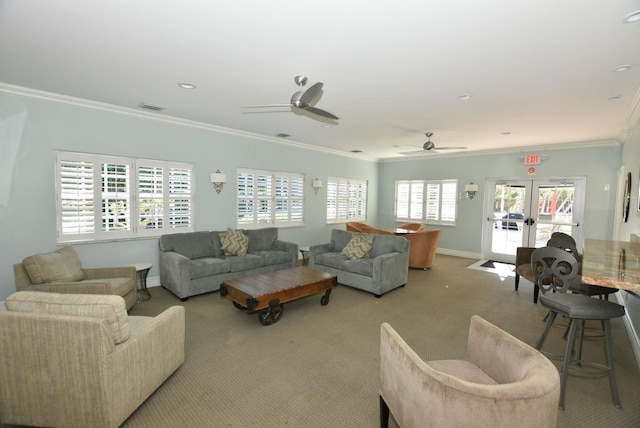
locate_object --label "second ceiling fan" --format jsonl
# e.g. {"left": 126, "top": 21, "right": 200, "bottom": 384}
{"left": 423, "top": 132, "right": 467, "bottom": 152}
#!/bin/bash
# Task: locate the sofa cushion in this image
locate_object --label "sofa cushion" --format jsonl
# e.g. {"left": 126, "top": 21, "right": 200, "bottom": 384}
{"left": 219, "top": 228, "right": 249, "bottom": 256}
{"left": 315, "top": 252, "right": 349, "bottom": 270}
{"left": 342, "top": 258, "right": 374, "bottom": 277}
{"left": 370, "top": 234, "right": 406, "bottom": 258}
{"left": 228, "top": 254, "right": 264, "bottom": 272}
{"left": 331, "top": 229, "right": 355, "bottom": 252}
{"left": 22, "top": 246, "right": 84, "bottom": 284}
{"left": 246, "top": 227, "right": 278, "bottom": 252}
{"left": 341, "top": 234, "right": 373, "bottom": 260}
{"left": 252, "top": 250, "right": 291, "bottom": 265}
{"left": 160, "top": 231, "right": 214, "bottom": 259}
{"left": 5, "top": 291, "right": 130, "bottom": 344}
{"left": 190, "top": 257, "right": 231, "bottom": 279}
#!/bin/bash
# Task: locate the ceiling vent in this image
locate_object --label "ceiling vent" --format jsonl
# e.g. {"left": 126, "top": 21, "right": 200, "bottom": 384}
{"left": 275, "top": 133, "right": 291, "bottom": 138}
{"left": 139, "top": 103, "right": 165, "bottom": 112}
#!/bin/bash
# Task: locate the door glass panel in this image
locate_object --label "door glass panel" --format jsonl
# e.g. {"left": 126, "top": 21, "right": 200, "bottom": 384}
{"left": 534, "top": 184, "right": 575, "bottom": 247}
{"left": 491, "top": 184, "right": 527, "bottom": 256}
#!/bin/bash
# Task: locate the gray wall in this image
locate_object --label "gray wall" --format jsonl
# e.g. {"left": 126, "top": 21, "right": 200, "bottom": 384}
{"left": 0, "top": 92, "right": 378, "bottom": 301}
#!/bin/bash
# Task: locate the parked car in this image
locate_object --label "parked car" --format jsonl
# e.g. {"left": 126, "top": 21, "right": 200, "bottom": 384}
{"left": 501, "top": 213, "right": 523, "bottom": 230}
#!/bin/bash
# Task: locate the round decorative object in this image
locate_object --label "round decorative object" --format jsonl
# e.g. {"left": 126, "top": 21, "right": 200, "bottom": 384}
{"left": 623, "top": 172, "right": 631, "bottom": 223}
{"left": 258, "top": 305, "right": 283, "bottom": 325}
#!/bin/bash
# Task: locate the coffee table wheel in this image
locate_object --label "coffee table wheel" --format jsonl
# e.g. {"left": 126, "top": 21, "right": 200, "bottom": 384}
{"left": 320, "top": 289, "right": 332, "bottom": 306}
{"left": 258, "top": 305, "right": 283, "bottom": 325}
{"left": 232, "top": 301, "right": 246, "bottom": 311}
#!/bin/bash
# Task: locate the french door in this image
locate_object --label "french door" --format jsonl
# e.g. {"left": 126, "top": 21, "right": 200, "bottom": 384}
{"left": 483, "top": 178, "right": 585, "bottom": 263}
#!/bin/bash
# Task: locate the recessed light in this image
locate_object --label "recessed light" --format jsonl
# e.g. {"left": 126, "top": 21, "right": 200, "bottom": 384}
{"left": 623, "top": 10, "right": 640, "bottom": 23}
{"left": 609, "top": 95, "right": 622, "bottom": 100}
{"left": 615, "top": 65, "right": 632, "bottom": 72}
{"left": 501, "top": 131, "right": 511, "bottom": 135}
{"left": 179, "top": 83, "right": 196, "bottom": 89}
{"left": 321, "top": 124, "right": 332, "bottom": 128}
{"left": 458, "top": 94, "right": 472, "bottom": 101}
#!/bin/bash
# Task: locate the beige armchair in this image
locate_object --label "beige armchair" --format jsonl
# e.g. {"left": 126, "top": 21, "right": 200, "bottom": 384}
{"left": 14, "top": 245, "right": 137, "bottom": 310}
{"left": 380, "top": 315, "right": 560, "bottom": 428}
{"left": 0, "top": 291, "right": 185, "bottom": 428}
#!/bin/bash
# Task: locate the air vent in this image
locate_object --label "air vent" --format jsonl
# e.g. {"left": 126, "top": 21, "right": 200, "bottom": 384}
{"left": 139, "top": 103, "right": 165, "bottom": 112}
{"left": 275, "top": 133, "right": 291, "bottom": 138}
{"left": 351, "top": 150, "right": 363, "bottom": 153}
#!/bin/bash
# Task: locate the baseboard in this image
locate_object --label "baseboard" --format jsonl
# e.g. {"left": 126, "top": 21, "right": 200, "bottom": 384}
{"left": 435, "top": 248, "right": 482, "bottom": 260}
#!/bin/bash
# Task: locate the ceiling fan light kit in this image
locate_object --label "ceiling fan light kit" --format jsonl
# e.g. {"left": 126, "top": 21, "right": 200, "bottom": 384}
{"left": 422, "top": 132, "right": 467, "bottom": 152}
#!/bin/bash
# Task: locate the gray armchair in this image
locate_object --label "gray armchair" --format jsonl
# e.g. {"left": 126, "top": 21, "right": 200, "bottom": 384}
{"left": 14, "top": 246, "right": 137, "bottom": 310}
{"left": 0, "top": 291, "right": 185, "bottom": 428}
{"left": 380, "top": 316, "right": 560, "bottom": 428}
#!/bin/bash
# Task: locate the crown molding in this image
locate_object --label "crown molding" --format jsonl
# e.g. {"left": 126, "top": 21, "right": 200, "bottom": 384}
{"left": 0, "top": 83, "right": 376, "bottom": 162}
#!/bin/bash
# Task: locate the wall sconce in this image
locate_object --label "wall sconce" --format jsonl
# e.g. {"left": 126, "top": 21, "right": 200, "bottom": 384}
{"left": 461, "top": 182, "right": 479, "bottom": 200}
{"left": 210, "top": 170, "right": 226, "bottom": 194}
{"left": 312, "top": 178, "right": 323, "bottom": 195}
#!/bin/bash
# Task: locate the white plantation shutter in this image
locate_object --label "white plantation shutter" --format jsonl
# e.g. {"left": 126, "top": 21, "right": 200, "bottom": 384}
{"left": 395, "top": 179, "right": 457, "bottom": 225}
{"left": 59, "top": 158, "right": 95, "bottom": 237}
{"left": 327, "top": 177, "right": 367, "bottom": 223}
{"left": 56, "top": 151, "right": 193, "bottom": 243}
{"left": 237, "top": 168, "right": 304, "bottom": 228}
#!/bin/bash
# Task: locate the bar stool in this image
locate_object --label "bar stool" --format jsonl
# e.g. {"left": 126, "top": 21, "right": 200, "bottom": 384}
{"left": 531, "top": 246, "right": 625, "bottom": 410}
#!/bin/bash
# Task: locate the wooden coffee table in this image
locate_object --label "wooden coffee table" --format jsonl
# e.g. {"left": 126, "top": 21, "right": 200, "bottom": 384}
{"left": 220, "top": 267, "right": 337, "bottom": 325}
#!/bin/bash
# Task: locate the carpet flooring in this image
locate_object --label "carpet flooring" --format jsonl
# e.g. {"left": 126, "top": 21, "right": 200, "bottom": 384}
{"left": 122, "top": 255, "right": 640, "bottom": 427}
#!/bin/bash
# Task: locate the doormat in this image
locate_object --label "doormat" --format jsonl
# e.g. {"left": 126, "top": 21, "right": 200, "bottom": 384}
{"left": 467, "top": 260, "right": 515, "bottom": 278}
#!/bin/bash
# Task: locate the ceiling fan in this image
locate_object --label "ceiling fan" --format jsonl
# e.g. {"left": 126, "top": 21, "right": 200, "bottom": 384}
{"left": 243, "top": 75, "right": 339, "bottom": 120}
{"left": 422, "top": 132, "right": 467, "bottom": 152}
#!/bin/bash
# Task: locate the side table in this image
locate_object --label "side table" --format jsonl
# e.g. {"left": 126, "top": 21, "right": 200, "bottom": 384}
{"left": 299, "top": 246, "right": 310, "bottom": 266}
{"left": 131, "top": 263, "right": 152, "bottom": 302}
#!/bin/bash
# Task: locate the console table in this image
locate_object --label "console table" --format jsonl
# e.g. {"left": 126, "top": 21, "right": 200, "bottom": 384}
{"left": 581, "top": 239, "right": 640, "bottom": 294}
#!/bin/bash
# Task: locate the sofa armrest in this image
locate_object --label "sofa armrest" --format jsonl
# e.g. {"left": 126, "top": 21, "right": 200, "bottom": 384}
{"left": 107, "top": 306, "right": 185, "bottom": 424}
{"left": 372, "top": 251, "right": 409, "bottom": 287}
{"left": 274, "top": 240, "right": 299, "bottom": 267}
{"left": 159, "top": 251, "right": 191, "bottom": 298}
{"left": 309, "top": 243, "right": 335, "bottom": 268}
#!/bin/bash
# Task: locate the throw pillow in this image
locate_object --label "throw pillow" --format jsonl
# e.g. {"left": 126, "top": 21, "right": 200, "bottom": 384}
{"left": 22, "top": 246, "right": 84, "bottom": 284}
{"left": 219, "top": 228, "right": 249, "bottom": 256}
{"left": 341, "top": 234, "right": 374, "bottom": 260}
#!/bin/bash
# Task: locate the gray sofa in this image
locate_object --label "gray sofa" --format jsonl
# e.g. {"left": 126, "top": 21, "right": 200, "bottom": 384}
{"left": 309, "top": 229, "right": 409, "bottom": 297}
{"left": 159, "top": 227, "right": 298, "bottom": 300}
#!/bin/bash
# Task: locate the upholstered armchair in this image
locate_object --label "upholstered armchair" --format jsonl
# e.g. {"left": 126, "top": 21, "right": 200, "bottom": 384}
{"left": 403, "top": 229, "right": 440, "bottom": 270}
{"left": 0, "top": 291, "right": 185, "bottom": 428}
{"left": 13, "top": 246, "right": 137, "bottom": 310}
{"left": 379, "top": 316, "right": 560, "bottom": 428}
{"left": 397, "top": 222, "right": 426, "bottom": 232}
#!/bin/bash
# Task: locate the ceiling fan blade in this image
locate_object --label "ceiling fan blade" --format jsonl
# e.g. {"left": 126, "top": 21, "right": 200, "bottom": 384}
{"left": 242, "top": 104, "right": 292, "bottom": 108}
{"left": 299, "top": 82, "right": 324, "bottom": 105}
{"left": 435, "top": 147, "right": 467, "bottom": 150}
{"left": 303, "top": 106, "right": 339, "bottom": 120}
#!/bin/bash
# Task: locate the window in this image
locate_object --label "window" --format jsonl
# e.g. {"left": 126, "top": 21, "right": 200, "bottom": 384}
{"left": 56, "top": 151, "right": 194, "bottom": 243}
{"left": 326, "top": 177, "right": 367, "bottom": 223}
{"left": 395, "top": 179, "right": 457, "bottom": 225}
{"left": 237, "top": 168, "right": 304, "bottom": 229}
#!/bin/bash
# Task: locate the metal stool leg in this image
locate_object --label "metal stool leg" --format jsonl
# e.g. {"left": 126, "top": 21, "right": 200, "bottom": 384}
{"left": 559, "top": 318, "right": 579, "bottom": 410}
{"left": 536, "top": 311, "right": 557, "bottom": 350}
{"left": 603, "top": 320, "right": 622, "bottom": 408}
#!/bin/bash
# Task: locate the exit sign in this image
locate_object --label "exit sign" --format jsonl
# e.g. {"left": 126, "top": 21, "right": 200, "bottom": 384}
{"left": 525, "top": 155, "right": 540, "bottom": 165}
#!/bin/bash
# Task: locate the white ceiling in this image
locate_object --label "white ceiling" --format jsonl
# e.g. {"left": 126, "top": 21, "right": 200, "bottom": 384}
{"left": 1, "top": 0, "right": 640, "bottom": 160}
